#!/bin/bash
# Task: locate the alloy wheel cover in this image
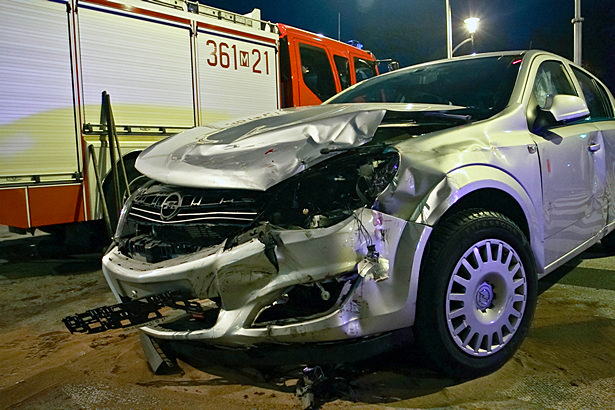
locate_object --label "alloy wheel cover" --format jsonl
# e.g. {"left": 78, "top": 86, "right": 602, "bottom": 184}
{"left": 445, "top": 238, "right": 528, "bottom": 357}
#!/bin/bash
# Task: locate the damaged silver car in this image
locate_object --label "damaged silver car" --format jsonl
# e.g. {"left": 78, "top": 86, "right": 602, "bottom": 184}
{"left": 66, "top": 50, "right": 615, "bottom": 377}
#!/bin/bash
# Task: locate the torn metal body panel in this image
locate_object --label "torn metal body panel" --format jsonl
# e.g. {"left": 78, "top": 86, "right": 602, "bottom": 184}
{"left": 136, "top": 103, "right": 461, "bottom": 191}
{"left": 388, "top": 112, "right": 545, "bottom": 270}
{"left": 103, "top": 207, "right": 428, "bottom": 345}
{"left": 82, "top": 50, "right": 615, "bottom": 376}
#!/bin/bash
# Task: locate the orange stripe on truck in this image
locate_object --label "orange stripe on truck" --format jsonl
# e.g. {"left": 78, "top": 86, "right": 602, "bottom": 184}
{"left": 0, "top": 184, "right": 86, "bottom": 229}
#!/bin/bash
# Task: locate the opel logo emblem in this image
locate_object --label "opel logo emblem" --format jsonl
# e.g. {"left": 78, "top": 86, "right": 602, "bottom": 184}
{"left": 160, "top": 192, "right": 182, "bottom": 221}
{"left": 475, "top": 283, "right": 494, "bottom": 310}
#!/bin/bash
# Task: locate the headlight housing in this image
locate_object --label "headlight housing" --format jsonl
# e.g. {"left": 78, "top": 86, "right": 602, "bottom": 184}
{"left": 261, "top": 146, "right": 400, "bottom": 229}
{"left": 113, "top": 179, "right": 155, "bottom": 244}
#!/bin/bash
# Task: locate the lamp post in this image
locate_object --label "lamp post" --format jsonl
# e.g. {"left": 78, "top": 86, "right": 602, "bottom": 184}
{"left": 452, "top": 17, "right": 480, "bottom": 56}
{"left": 572, "top": 0, "right": 583, "bottom": 65}
{"left": 446, "top": 1, "right": 480, "bottom": 58}
{"left": 446, "top": 0, "right": 453, "bottom": 58}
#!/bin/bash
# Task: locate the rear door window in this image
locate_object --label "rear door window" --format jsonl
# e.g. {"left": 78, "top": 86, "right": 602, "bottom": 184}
{"left": 572, "top": 67, "right": 614, "bottom": 120}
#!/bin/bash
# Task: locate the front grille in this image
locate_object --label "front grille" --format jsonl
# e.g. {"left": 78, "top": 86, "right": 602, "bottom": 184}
{"left": 129, "top": 190, "right": 259, "bottom": 225}
{"left": 119, "top": 184, "right": 263, "bottom": 262}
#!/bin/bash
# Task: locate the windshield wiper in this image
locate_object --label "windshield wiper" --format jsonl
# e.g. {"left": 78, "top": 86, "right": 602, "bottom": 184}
{"left": 422, "top": 111, "right": 471, "bottom": 124}
{"left": 379, "top": 109, "right": 472, "bottom": 129}
{"left": 320, "top": 143, "right": 386, "bottom": 155}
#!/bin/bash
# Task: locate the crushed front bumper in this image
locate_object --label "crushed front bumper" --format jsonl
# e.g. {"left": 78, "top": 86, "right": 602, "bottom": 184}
{"left": 102, "top": 208, "right": 431, "bottom": 346}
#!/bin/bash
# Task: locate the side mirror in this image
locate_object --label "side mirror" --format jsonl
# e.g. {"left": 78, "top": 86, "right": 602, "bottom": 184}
{"left": 374, "top": 59, "right": 400, "bottom": 72}
{"left": 530, "top": 94, "right": 590, "bottom": 134}
{"left": 542, "top": 94, "right": 589, "bottom": 122}
{"left": 387, "top": 60, "right": 400, "bottom": 71}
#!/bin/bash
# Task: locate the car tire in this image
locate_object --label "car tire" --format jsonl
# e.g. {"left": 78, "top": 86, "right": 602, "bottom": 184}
{"left": 415, "top": 209, "right": 537, "bottom": 377}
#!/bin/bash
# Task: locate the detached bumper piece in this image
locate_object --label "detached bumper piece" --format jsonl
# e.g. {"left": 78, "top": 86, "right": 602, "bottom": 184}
{"left": 62, "top": 290, "right": 203, "bottom": 334}
{"left": 140, "top": 332, "right": 181, "bottom": 375}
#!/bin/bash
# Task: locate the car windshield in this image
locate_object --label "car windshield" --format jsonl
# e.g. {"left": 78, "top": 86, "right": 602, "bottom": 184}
{"left": 327, "top": 54, "right": 523, "bottom": 121}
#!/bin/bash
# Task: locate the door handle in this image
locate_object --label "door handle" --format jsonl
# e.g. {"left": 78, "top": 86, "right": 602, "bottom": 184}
{"left": 589, "top": 143, "right": 601, "bottom": 152}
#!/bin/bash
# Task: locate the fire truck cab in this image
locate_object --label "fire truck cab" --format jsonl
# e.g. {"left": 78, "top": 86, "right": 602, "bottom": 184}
{"left": 279, "top": 24, "right": 379, "bottom": 107}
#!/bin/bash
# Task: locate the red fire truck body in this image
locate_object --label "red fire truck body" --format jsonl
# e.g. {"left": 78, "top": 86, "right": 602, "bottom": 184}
{"left": 0, "top": 0, "right": 378, "bottom": 233}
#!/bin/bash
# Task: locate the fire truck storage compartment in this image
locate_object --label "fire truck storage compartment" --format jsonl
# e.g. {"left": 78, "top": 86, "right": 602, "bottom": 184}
{"left": 78, "top": 3, "right": 195, "bottom": 128}
{"left": 0, "top": 0, "right": 80, "bottom": 182}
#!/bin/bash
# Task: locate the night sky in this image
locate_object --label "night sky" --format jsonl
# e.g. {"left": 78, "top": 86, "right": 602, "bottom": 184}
{"left": 200, "top": 0, "right": 615, "bottom": 91}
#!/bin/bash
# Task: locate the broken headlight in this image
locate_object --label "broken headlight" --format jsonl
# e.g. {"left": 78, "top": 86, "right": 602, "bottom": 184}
{"left": 113, "top": 179, "right": 153, "bottom": 244}
{"left": 261, "top": 147, "right": 400, "bottom": 229}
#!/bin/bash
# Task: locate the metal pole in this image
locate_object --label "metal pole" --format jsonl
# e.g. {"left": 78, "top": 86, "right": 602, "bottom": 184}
{"left": 103, "top": 92, "right": 121, "bottom": 225}
{"left": 452, "top": 37, "right": 472, "bottom": 56}
{"left": 446, "top": 0, "right": 453, "bottom": 58}
{"left": 88, "top": 145, "right": 113, "bottom": 238}
{"left": 572, "top": 0, "right": 583, "bottom": 65}
{"left": 338, "top": 12, "right": 341, "bottom": 41}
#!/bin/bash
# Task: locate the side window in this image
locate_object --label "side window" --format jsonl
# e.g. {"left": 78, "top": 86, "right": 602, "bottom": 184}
{"left": 354, "top": 57, "right": 376, "bottom": 82}
{"left": 333, "top": 55, "right": 351, "bottom": 90}
{"left": 532, "top": 61, "right": 577, "bottom": 108}
{"left": 572, "top": 67, "right": 614, "bottom": 119}
{"left": 299, "top": 44, "right": 337, "bottom": 101}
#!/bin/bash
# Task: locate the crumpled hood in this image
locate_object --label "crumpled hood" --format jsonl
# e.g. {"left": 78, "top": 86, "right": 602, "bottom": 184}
{"left": 136, "top": 103, "right": 458, "bottom": 191}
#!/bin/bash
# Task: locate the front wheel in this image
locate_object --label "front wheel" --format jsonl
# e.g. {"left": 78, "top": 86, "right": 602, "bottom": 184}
{"left": 415, "top": 210, "right": 537, "bottom": 377}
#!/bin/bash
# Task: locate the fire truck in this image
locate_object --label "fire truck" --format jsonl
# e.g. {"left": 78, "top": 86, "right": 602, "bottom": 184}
{"left": 0, "top": 0, "right": 382, "bottom": 241}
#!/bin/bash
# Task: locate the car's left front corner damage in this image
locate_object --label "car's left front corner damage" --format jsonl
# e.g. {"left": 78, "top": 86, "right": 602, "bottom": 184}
{"left": 66, "top": 105, "right": 453, "bottom": 347}
{"left": 100, "top": 138, "right": 432, "bottom": 344}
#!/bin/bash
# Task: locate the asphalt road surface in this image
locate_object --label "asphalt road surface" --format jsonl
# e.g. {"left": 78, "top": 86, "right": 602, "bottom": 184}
{"left": 0, "top": 225, "right": 613, "bottom": 409}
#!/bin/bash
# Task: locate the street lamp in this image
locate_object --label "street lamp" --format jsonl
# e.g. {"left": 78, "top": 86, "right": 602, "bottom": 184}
{"left": 465, "top": 17, "right": 480, "bottom": 35}
{"left": 452, "top": 17, "right": 480, "bottom": 56}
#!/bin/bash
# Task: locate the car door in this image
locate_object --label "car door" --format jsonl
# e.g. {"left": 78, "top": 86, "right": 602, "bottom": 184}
{"left": 528, "top": 59, "right": 604, "bottom": 267}
{"left": 571, "top": 66, "right": 615, "bottom": 229}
